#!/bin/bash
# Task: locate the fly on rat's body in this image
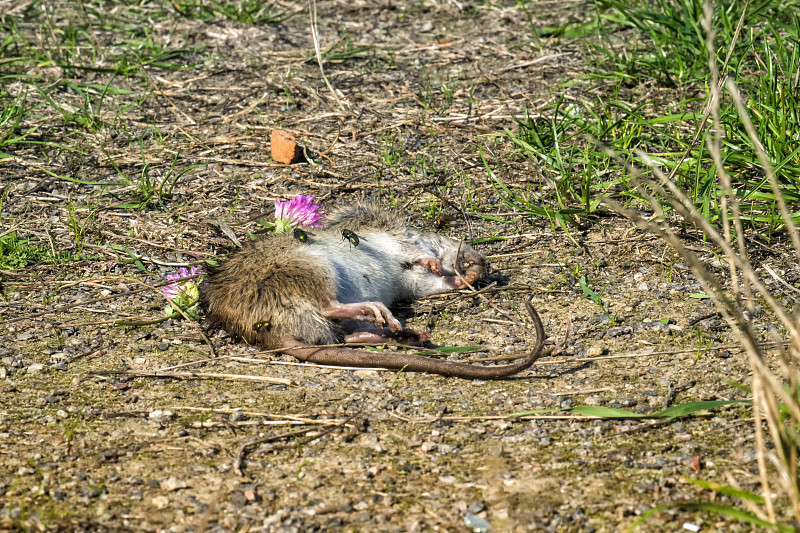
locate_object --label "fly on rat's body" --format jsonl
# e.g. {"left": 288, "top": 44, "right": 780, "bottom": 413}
{"left": 340, "top": 229, "right": 360, "bottom": 249}
{"left": 201, "top": 203, "right": 546, "bottom": 379}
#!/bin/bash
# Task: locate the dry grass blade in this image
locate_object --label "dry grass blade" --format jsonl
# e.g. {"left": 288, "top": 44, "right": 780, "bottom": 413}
{"left": 90, "top": 370, "right": 296, "bottom": 387}
{"left": 606, "top": 4, "right": 800, "bottom": 521}
{"left": 308, "top": 0, "right": 347, "bottom": 110}
{"left": 233, "top": 408, "right": 362, "bottom": 478}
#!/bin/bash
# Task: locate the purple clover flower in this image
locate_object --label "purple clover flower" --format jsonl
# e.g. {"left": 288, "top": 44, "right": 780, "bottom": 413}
{"left": 162, "top": 266, "right": 203, "bottom": 320}
{"left": 163, "top": 266, "right": 203, "bottom": 300}
{"left": 274, "top": 194, "right": 322, "bottom": 233}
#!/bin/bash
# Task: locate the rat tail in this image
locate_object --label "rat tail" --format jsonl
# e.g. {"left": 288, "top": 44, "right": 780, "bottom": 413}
{"left": 281, "top": 301, "right": 546, "bottom": 380}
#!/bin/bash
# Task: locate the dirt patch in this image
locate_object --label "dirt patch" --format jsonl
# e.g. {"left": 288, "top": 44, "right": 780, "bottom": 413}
{"left": 0, "top": 1, "right": 791, "bottom": 531}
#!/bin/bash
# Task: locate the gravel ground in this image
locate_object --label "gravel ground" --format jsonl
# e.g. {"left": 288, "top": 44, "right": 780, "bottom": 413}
{"left": 1, "top": 1, "right": 796, "bottom": 531}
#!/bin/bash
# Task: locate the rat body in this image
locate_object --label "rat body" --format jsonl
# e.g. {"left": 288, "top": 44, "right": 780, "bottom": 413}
{"left": 201, "top": 204, "right": 545, "bottom": 379}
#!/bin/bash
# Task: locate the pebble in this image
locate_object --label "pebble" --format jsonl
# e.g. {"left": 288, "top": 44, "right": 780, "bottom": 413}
{"left": 584, "top": 395, "right": 604, "bottom": 406}
{"left": 149, "top": 410, "right": 174, "bottom": 422}
{"left": 585, "top": 346, "right": 604, "bottom": 357}
{"left": 151, "top": 495, "right": 170, "bottom": 509}
{"left": 467, "top": 503, "right": 486, "bottom": 514}
{"left": 606, "top": 326, "right": 632, "bottom": 337}
{"left": 617, "top": 398, "right": 637, "bottom": 407}
{"left": 160, "top": 477, "right": 188, "bottom": 491}
{"left": 420, "top": 441, "right": 437, "bottom": 452}
{"left": 464, "top": 513, "right": 492, "bottom": 532}
{"left": 27, "top": 363, "right": 45, "bottom": 374}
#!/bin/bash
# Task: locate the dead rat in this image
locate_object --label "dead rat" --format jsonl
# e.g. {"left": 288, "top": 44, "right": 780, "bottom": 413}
{"left": 201, "top": 204, "right": 545, "bottom": 379}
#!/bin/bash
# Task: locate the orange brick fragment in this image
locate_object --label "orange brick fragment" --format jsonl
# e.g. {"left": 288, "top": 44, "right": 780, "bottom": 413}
{"left": 271, "top": 129, "right": 302, "bottom": 164}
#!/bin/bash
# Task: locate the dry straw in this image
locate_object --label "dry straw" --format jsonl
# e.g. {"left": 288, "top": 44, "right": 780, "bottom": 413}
{"left": 608, "top": 2, "right": 799, "bottom": 525}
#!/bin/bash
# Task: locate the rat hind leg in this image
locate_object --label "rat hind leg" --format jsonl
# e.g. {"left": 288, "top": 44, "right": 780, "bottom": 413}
{"left": 344, "top": 327, "right": 431, "bottom": 345}
{"left": 321, "top": 300, "right": 403, "bottom": 332}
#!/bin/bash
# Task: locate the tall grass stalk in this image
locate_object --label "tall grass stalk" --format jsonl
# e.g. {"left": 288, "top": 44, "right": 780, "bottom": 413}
{"left": 611, "top": 3, "right": 800, "bottom": 527}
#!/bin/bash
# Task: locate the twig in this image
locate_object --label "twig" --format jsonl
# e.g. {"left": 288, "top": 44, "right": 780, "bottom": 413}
{"left": 308, "top": 0, "right": 347, "bottom": 110}
{"left": 4, "top": 276, "right": 197, "bottom": 324}
{"left": 234, "top": 408, "right": 362, "bottom": 477}
{"left": 90, "top": 370, "right": 295, "bottom": 387}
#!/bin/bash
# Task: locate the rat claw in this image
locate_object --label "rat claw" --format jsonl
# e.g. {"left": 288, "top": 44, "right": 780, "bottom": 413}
{"left": 369, "top": 304, "right": 386, "bottom": 326}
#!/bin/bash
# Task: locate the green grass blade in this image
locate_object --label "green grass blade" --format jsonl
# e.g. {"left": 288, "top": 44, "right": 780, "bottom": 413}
{"left": 627, "top": 502, "right": 795, "bottom": 533}
{"left": 684, "top": 478, "right": 765, "bottom": 504}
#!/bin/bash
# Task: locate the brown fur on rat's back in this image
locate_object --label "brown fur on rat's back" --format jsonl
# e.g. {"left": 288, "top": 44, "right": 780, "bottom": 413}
{"left": 324, "top": 202, "right": 407, "bottom": 232}
{"left": 201, "top": 233, "right": 339, "bottom": 349}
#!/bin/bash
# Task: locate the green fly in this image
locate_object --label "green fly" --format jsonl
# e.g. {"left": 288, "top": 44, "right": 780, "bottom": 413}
{"left": 293, "top": 227, "right": 311, "bottom": 243}
{"left": 341, "top": 229, "right": 360, "bottom": 249}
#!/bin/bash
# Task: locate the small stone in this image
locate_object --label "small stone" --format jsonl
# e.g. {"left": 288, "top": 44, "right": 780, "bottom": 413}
{"left": 27, "top": 363, "right": 45, "bottom": 374}
{"left": 354, "top": 499, "right": 369, "bottom": 510}
{"left": 271, "top": 129, "right": 302, "bottom": 164}
{"left": 584, "top": 395, "right": 604, "bottom": 406}
{"left": 149, "top": 410, "right": 174, "bottom": 422}
{"left": 467, "top": 503, "right": 486, "bottom": 514}
{"left": 160, "top": 476, "right": 188, "bottom": 491}
{"left": 100, "top": 449, "right": 119, "bottom": 462}
{"left": 420, "top": 441, "right": 437, "bottom": 452}
{"left": 464, "top": 512, "right": 492, "bottom": 532}
{"left": 438, "top": 444, "right": 454, "bottom": 454}
{"left": 607, "top": 326, "right": 632, "bottom": 338}
{"left": 586, "top": 346, "right": 603, "bottom": 357}
{"left": 151, "top": 495, "right": 170, "bottom": 509}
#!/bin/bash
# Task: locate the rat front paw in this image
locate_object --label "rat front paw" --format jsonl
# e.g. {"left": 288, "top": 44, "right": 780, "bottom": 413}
{"left": 416, "top": 256, "right": 442, "bottom": 276}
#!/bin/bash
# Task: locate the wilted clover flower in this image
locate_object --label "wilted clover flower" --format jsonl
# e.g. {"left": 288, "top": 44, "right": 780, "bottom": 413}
{"left": 163, "top": 266, "right": 203, "bottom": 320}
{"left": 274, "top": 194, "right": 322, "bottom": 233}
